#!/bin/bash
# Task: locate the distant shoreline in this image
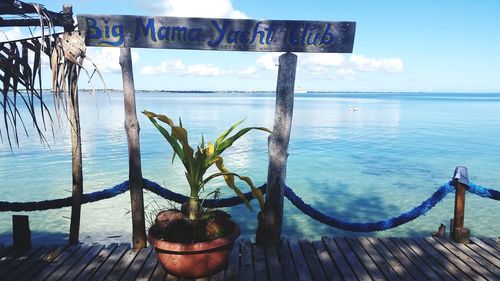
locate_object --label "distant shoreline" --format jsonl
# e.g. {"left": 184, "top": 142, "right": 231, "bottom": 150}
{"left": 60, "top": 89, "right": 500, "bottom": 94}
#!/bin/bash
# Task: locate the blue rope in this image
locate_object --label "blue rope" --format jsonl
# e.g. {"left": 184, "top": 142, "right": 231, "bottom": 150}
{"left": 466, "top": 182, "right": 500, "bottom": 200}
{"left": 142, "top": 179, "right": 267, "bottom": 208}
{"left": 0, "top": 178, "right": 497, "bottom": 233}
{"left": 283, "top": 182, "right": 455, "bottom": 232}
{"left": 0, "top": 181, "right": 130, "bottom": 212}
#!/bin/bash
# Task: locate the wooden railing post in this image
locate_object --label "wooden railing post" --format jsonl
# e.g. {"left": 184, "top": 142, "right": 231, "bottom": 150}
{"left": 256, "top": 52, "right": 297, "bottom": 246}
{"left": 120, "top": 47, "right": 147, "bottom": 249}
{"left": 13, "top": 215, "right": 31, "bottom": 248}
{"left": 64, "top": 4, "right": 83, "bottom": 245}
{"left": 451, "top": 166, "right": 470, "bottom": 243}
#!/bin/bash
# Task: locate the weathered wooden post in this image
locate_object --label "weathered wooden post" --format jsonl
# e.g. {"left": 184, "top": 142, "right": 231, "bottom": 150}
{"left": 12, "top": 215, "right": 31, "bottom": 248}
{"left": 120, "top": 47, "right": 147, "bottom": 249}
{"left": 256, "top": 52, "right": 297, "bottom": 246}
{"left": 451, "top": 166, "right": 470, "bottom": 243}
{"left": 61, "top": 4, "right": 84, "bottom": 245}
{"left": 68, "top": 58, "right": 83, "bottom": 245}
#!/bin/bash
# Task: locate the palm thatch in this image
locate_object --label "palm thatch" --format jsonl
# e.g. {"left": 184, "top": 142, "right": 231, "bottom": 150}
{"left": 0, "top": 0, "right": 75, "bottom": 149}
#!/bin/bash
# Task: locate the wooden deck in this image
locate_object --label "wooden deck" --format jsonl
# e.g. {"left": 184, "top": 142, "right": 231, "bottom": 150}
{"left": 0, "top": 237, "right": 498, "bottom": 281}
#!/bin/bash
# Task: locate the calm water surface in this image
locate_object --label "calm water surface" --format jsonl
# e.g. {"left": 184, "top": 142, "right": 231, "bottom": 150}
{"left": 1, "top": 92, "right": 499, "bottom": 244}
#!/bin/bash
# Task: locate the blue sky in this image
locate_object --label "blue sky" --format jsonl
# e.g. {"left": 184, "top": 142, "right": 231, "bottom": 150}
{"left": 3, "top": 0, "right": 499, "bottom": 92}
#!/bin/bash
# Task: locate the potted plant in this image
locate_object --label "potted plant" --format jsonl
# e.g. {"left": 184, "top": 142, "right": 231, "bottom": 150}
{"left": 142, "top": 110, "right": 271, "bottom": 278}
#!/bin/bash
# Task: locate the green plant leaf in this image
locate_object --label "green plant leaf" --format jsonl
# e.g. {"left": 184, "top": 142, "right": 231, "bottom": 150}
{"left": 216, "top": 126, "right": 272, "bottom": 155}
{"left": 203, "top": 171, "right": 252, "bottom": 210}
{"left": 142, "top": 111, "right": 184, "bottom": 160}
{"left": 214, "top": 119, "right": 245, "bottom": 148}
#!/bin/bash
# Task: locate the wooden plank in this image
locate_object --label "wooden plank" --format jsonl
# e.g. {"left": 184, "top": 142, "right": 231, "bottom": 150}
{"left": 470, "top": 237, "right": 500, "bottom": 258}
{"left": 322, "top": 236, "right": 357, "bottom": 280}
{"left": 358, "top": 237, "right": 402, "bottom": 281}
{"left": 389, "top": 238, "right": 443, "bottom": 281}
{"left": 465, "top": 243, "right": 500, "bottom": 271}
{"left": 164, "top": 272, "right": 180, "bottom": 281}
{"left": 222, "top": 240, "right": 240, "bottom": 281}
{"left": 366, "top": 237, "right": 414, "bottom": 281}
{"left": 312, "top": 240, "right": 341, "bottom": 280}
{"left": 288, "top": 239, "right": 313, "bottom": 281}
{"left": 5, "top": 246, "right": 56, "bottom": 281}
{"left": 74, "top": 243, "right": 119, "bottom": 281}
{"left": 265, "top": 245, "right": 284, "bottom": 281}
{"left": 334, "top": 237, "right": 372, "bottom": 281}
{"left": 62, "top": 244, "right": 105, "bottom": 280}
{"left": 18, "top": 245, "right": 67, "bottom": 281}
{"left": 238, "top": 239, "right": 254, "bottom": 281}
{"left": 134, "top": 246, "right": 158, "bottom": 281}
{"left": 298, "top": 239, "right": 327, "bottom": 281}
{"left": 121, "top": 246, "right": 153, "bottom": 281}
{"left": 379, "top": 237, "right": 428, "bottom": 280}
{"left": 0, "top": 245, "right": 11, "bottom": 258}
{"left": 412, "top": 238, "right": 471, "bottom": 280}
{"left": 426, "top": 237, "right": 491, "bottom": 280}
{"left": 45, "top": 244, "right": 93, "bottom": 281}
{"left": 479, "top": 237, "right": 500, "bottom": 252}
{"left": 91, "top": 243, "right": 130, "bottom": 281}
{"left": 104, "top": 247, "right": 140, "bottom": 281}
{"left": 345, "top": 237, "right": 385, "bottom": 280}
{"left": 147, "top": 262, "right": 166, "bottom": 281}
{"left": 434, "top": 238, "right": 500, "bottom": 279}
{"left": 77, "top": 15, "right": 356, "bottom": 53}
{"left": 253, "top": 243, "right": 268, "bottom": 281}
{"left": 0, "top": 246, "right": 42, "bottom": 277}
{"left": 0, "top": 247, "right": 21, "bottom": 269}
{"left": 277, "top": 238, "right": 298, "bottom": 281}
{"left": 209, "top": 268, "right": 225, "bottom": 281}
{"left": 400, "top": 238, "right": 455, "bottom": 281}
{"left": 31, "top": 244, "right": 82, "bottom": 281}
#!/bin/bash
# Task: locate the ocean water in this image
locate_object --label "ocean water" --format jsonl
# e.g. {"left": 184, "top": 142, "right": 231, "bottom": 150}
{"left": 1, "top": 92, "right": 499, "bottom": 245}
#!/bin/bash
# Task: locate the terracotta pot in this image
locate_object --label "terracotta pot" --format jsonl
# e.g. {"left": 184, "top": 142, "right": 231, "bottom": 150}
{"left": 148, "top": 219, "right": 240, "bottom": 278}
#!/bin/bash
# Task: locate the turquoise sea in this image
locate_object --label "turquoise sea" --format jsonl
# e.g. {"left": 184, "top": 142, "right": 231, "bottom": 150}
{"left": 1, "top": 92, "right": 499, "bottom": 245}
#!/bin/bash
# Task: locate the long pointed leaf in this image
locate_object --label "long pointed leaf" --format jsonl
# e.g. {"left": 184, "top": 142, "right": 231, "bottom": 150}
{"left": 203, "top": 171, "right": 252, "bottom": 210}
{"left": 216, "top": 126, "right": 272, "bottom": 155}
{"left": 142, "top": 111, "right": 184, "bottom": 161}
{"left": 214, "top": 118, "right": 245, "bottom": 148}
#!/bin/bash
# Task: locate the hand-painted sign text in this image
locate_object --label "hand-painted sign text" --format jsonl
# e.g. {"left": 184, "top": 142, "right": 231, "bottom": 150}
{"left": 77, "top": 15, "right": 355, "bottom": 53}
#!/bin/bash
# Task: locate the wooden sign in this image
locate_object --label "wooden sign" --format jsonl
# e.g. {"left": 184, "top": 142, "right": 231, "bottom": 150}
{"left": 77, "top": 15, "right": 355, "bottom": 53}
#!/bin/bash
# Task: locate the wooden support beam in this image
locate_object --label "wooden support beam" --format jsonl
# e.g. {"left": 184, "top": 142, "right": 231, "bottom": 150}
{"left": 64, "top": 3, "right": 82, "bottom": 246}
{"left": 68, "top": 60, "right": 83, "bottom": 245}
{"left": 120, "top": 47, "right": 147, "bottom": 249}
{"left": 12, "top": 215, "right": 31, "bottom": 248}
{"left": 451, "top": 166, "right": 470, "bottom": 243}
{"left": 256, "top": 52, "right": 297, "bottom": 246}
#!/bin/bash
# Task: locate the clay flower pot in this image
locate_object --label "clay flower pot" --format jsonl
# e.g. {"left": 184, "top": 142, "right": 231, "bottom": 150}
{"left": 148, "top": 219, "right": 240, "bottom": 278}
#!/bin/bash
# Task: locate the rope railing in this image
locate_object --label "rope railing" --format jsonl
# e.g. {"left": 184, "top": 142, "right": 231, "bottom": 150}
{"left": 0, "top": 178, "right": 498, "bottom": 232}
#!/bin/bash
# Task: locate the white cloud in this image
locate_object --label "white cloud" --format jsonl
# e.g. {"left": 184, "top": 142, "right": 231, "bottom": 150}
{"left": 141, "top": 59, "right": 185, "bottom": 75}
{"left": 299, "top": 53, "right": 345, "bottom": 67}
{"left": 235, "top": 66, "right": 257, "bottom": 75}
{"left": 350, "top": 54, "right": 404, "bottom": 72}
{"left": 256, "top": 54, "right": 279, "bottom": 71}
{"left": 141, "top": 59, "right": 221, "bottom": 77}
{"left": 186, "top": 64, "right": 220, "bottom": 76}
{"left": 336, "top": 68, "right": 357, "bottom": 80}
{"left": 142, "top": 0, "right": 248, "bottom": 18}
{"left": 84, "top": 47, "right": 139, "bottom": 74}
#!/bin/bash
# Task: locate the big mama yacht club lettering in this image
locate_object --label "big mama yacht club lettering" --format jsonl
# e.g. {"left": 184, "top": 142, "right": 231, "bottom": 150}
{"left": 77, "top": 15, "right": 355, "bottom": 53}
